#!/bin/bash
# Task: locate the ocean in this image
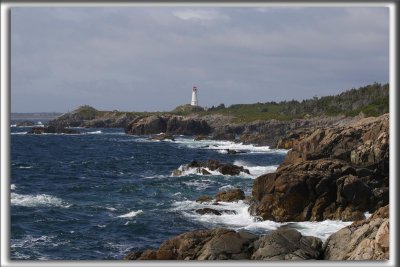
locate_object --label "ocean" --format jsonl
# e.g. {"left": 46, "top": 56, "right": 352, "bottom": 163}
{"left": 10, "top": 121, "right": 352, "bottom": 260}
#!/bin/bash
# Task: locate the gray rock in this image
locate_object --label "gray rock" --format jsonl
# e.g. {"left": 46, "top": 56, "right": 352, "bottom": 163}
{"left": 251, "top": 228, "right": 323, "bottom": 260}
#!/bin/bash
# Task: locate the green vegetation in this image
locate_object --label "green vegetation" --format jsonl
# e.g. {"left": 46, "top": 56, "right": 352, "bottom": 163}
{"left": 72, "top": 83, "right": 389, "bottom": 123}
{"left": 202, "top": 82, "right": 389, "bottom": 122}
{"left": 171, "top": 104, "right": 205, "bottom": 115}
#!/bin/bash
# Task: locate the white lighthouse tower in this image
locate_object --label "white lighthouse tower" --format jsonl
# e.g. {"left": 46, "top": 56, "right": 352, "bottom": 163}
{"left": 191, "top": 86, "right": 198, "bottom": 106}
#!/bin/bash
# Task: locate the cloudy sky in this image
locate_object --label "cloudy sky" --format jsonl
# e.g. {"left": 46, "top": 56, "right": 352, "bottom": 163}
{"left": 11, "top": 6, "right": 389, "bottom": 112}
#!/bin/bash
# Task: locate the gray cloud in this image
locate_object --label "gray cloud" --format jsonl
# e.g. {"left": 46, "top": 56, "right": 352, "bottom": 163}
{"left": 11, "top": 6, "right": 389, "bottom": 112}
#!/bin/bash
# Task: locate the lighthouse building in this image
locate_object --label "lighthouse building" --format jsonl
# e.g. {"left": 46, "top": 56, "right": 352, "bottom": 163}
{"left": 191, "top": 86, "right": 198, "bottom": 106}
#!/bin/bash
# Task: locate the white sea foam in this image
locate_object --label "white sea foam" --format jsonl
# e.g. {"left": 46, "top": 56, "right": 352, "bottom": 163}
{"left": 233, "top": 160, "right": 278, "bottom": 178}
{"left": 173, "top": 161, "right": 277, "bottom": 179}
{"left": 11, "top": 184, "right": 16, "bottom": 190}
{"left": 11, "top": 124, "right": 17, "bottom": 127}
{"left": 172, "top": 200, "right": 352, "bottom": 241}
{"left": 11, "top": 132, "right": 28, "bottom": 135}
{"left": 154, "top": 137, "right": 290, "bottom": 154}
{"left": 183, "top": 179, "right": 215, "bottom": 191}
{"left": 85, "top": 130, "right": 102, "bottom": 134}
{"left": 106, "top": 207, "right": 117, "bottom": 211}
{"left": 117, "top": 210, "right": 143, "bottom": 218}
{"left": 19, "top": 165, "right": 33, "bottom": 169}
{"left": 11, "top": 193, "right": 71, "bottom": 208}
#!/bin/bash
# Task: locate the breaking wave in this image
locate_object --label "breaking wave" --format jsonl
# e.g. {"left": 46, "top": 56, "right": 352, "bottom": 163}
{"left": 11, "top": 193, "right": 71, "bottom": 208}
{"left": 172, "top": 200, "right": 351, "bottom": 242}
{"left": 117, "top": 210, "right": 143, "bottom": 218}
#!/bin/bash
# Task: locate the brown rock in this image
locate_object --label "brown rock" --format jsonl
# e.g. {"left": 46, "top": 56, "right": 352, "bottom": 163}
{"left": 251, "top": 228, "right": 323, "bottom": 260}
{"left": 323, "top": 204, "right": 389, "bottom": 260}
{"left": 215, "top": 188, "right": 245, "bottom": 202}
{"left": 196, "top": 195, "right": 213, "bottom": 203}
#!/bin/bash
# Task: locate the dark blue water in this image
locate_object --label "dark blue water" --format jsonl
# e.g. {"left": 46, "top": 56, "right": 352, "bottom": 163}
{"left": 11, "top": 123, "right": 286, "bottom": 260}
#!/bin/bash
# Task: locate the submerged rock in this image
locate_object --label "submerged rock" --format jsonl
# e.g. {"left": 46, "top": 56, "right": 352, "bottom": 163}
{"left": 195, "top": 208, "right": 236, "bottom": 216}
{"left": 149, "top": 133, "right": 175, "bottom": 141}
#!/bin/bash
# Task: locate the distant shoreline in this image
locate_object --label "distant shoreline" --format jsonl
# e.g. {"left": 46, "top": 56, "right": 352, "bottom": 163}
{"left": 11, "top": 113, "right": 63, "bottom": 120}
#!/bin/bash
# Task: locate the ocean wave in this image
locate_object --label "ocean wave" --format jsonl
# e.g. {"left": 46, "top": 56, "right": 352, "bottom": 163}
{"left": 233, "top": 160, "right": 278, "bottom": 178}
{"left": 85, "top": 130, "right": 102, "bottom": 134}
{"left": 11, "top": 184, "right": 17, "bottom": 190}
{"left": 172, "top": 161, "right": 277, "bottom": 179}
{"left": 173, "top": 138, "right": 288, "bottom": 154}
{"left": 117, "top": 210, "right": 143, "bottom": 218}
{"left": 11, "top": 132, "right": 28, "bottom": 135}
{"left": 11, "top": 193, "right": 71, "bottom": 208}
{"left": 183, "top": 179, "right": 216, "bottom": 191}
{"left": 172, "top": 200, "right": 351, "bottom": 241}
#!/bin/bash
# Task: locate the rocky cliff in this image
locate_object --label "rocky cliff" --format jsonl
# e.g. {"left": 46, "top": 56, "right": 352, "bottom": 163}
{"left": 249, "top": 114, "right": 389, "bottom": 222}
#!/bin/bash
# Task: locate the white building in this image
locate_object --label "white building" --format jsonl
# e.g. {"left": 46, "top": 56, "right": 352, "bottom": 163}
{"left": 191, "top": 86, "right": 198, "bottom": 106}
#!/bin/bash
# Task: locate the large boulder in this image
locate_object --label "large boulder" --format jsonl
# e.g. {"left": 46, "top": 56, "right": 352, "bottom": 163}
{"left": 249, "top": 159, "right": 386, "bottom": 222}
{"left": 251, "top": 228, "right": 323, "bottom": 260}
{"left": 323, "top": 205, "right": 389, "bottom": 260}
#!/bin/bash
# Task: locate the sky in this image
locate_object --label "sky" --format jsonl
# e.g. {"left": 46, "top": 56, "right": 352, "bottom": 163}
{"left": 11, "top": 6, "right": 389, "bottom": 113}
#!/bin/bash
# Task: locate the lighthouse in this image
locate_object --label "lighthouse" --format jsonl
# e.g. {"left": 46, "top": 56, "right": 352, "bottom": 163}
{"left": 191, "top": 86, "right": 198, "bottom": 106}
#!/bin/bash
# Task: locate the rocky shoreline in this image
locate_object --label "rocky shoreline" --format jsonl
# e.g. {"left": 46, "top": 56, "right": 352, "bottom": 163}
{"left": 124, "top": 205, "right": 388, "bottom": 260}
{"left": 44, "top": 106, "right": 390, "bottom": 260}
{"left": 123, "top": 113, "right": 389, "bottom": 261}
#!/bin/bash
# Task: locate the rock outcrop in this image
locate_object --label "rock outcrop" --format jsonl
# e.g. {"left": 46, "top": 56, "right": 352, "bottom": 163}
{"left": 250, "top": 114, "right": 389, "bottom": 222}
{"left": 251, "top": 228, "right": 323, "bottom": 260}
{"left": 27, "top": 126, "right": 80, "bottom": 135}
{"left": 125, "top": 228, "right": 322, "bottom": 260}
{"left": 149, "top": 133, "right": 175, "bottom": 141}
{"left": 323, "top": 205, "right": 389, "bottom": 260}
{"left": 125, "top": 115, "right": 211, "bottom": 136}
{"left": 215, "top": 188, "right": 245, "bottom": 202}
{"left": 48, "top": 105, "right": 138, "bottom": 128}
{"left": 15, "top": 121, "right": 35, "bottom": 127}
{"left": 172, "top": 160, "right": 250, "bottom": 177}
